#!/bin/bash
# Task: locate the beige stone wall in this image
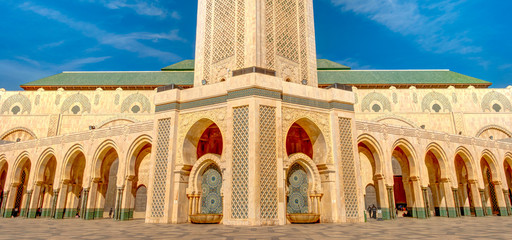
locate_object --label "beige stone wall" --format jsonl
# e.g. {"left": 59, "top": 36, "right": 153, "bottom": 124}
{"left": 354, "top": 86, "right": 512, "bottom": 139}
{"left": 0, "top": 89, "right": 155, "bottom": 140}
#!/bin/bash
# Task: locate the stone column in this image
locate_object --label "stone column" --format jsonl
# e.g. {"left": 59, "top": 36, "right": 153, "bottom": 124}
{"left": 80, "top": 188, "right": 89, "bottom": 219}
{"left": 0, "top": 191, "right": 8, "bottom": 217}
{"left": 452, "top": 188, "right": 461, "bottom": 217}
{"left": 51, "top": 189, "right": 59, "bottom": 218}
{"left": 422, "top": 187, "right": 430, "bottom": 218}
{"left": 386, "top": 186, "right": 396, "bottom": 219}
{"left": 114, "top": 187, "right": 124, "bottom": 220}
{"left": 411, "top": 177, "right": 426, "bottom": 219}
{"left": 55, "top": 182, "right": 69, "bottom": 219}
{"left": 4, "top": 184, "right": 19, "bottom": 217}
{"left": 503, "top": 189, "right": 512, "bottom": 216}
{"left": 375, "top": 175, "right": 390, "bottom": 220}
{"left": 468, "top": 181, "right": 484, "bottom": 217}
{"left": 119, "top": 178, "right": 134, "bottom": 221}
{"left": 22, "top": 190, "right": 32, "bottom": 218}
{"left": 439, "top": 179, "right": 457, "bottom": 218}
{"left": 85, "top": 180, "right": 99, "bottom": 220}
{"left": 493, "top": 182, "right": 508, "bottom": 216}
{"left": 28, "top": 183, "right": 42, "bottom": 218}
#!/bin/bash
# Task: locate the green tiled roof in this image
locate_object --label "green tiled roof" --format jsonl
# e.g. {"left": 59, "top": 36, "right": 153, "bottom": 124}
{"left": 317, "top": 59, "right": 351, "bottom": 70}
{"left": 21, "top": 60, "right": 491, "bottom": 88}
{"left": 318, "top": 70, "right": 491, "bottom": 86}
{"left": 161, "top": 60, "right": 195, "bottom": 71}
{"left": 21, "top": 71, "right": 194, "bottom": 87}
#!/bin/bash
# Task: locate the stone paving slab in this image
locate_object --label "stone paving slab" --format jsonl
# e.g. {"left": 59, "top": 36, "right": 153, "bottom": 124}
{"left": 0, "top": 217, "right": 511, "bottom": 239}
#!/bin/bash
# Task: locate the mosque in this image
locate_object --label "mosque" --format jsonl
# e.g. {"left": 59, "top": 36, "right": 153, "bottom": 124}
{"left": 0, "top": 0, "right": 512, "bottom": 226}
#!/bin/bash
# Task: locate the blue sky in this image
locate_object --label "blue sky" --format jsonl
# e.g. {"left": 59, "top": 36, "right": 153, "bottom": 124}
{"left": 0, "top": 0, "right": 511, "bottom": 90}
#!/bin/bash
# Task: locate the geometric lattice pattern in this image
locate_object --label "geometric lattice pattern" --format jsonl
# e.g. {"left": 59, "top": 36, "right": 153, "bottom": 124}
{"left": 298, "top": 0, "right": 308, "bottom": 81}
{"left": 486, "top": 169, "right": 499, "bottom": 214}
{"left": 361, "top": 92, "right": 391, "bottom": 112}
{"left": 265, "top": 0, "right": 275, "bottom": 70}
{"left": 201, "top": 165, "right": 223, "bottom": 214}
{"left": 150, "top": 118, "right": 172, "bottom": 218}
{"left": 287, "top": 163, "right": 308, "bottom": 214}
{"left": 0, "top": 94, "right": 32, "bottom": 115}
{"left": 259, "top": 106, "right": 278, "bottom": 219}
{"left": 211, "top": 0, "right": 235, "bottom": 64}
{"left": 231, "top": 106, "right": 249, "bottom": 219}
{"left": 421, "top": 92, "right": 452, "bottom": 113}
{"left": 338, "top": 117, "right": 359, "bottom": 218}
{"left": 203, "top": 0, "right": 213, "bottom": 82}
{"left": 121, "top": 93, "right": 151, "bottom": 113}
{"left": 235, "top": 0, "right": 245, "bottom": 69}
{"left": 481, "top": 91, "right": 512, "bottom": 112}
{"left": 275, "top": 0, "right": 299, "bottom": 63}
{"left": 60, "top": 93, "right": 91, "bottom": 114}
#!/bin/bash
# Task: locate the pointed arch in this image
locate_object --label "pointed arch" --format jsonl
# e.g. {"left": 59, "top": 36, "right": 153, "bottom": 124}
{"left": 392, "top": 138, "right": 419, "bottom": 177}
{"left": 11, "top": 151, "right": 31, "bottom": 184}
{"left": 425, "top": 142, "right": 450, "bottom": 179}
{"left": 61, "top": 144, "right": 86, "bottom": 181}
{"left": 188, "top": 153, "right": 222, "bottom": 194}
{"left": 285, "top": 117, "right": 328, "bottom": 165}
{"left": 0, "top": 127, "right": 37, "bottom": 142}
{"left": 91, "top": 140, "right": 119, "bottom": 180}
{"left": 286, "top": 153, "right": 322, "bottom": 194}
{"left": 480, "top": 150, "right": 500, "bottom": 182}
{"left": 454, "top": 146, "right": 477, "bottom": 181}
{"left": 357, "top": 134, "right": 385, "bottom": 176}
{"left": 34, "top": 148, "right": 57, "bottom": 183}
{"left": 125, "top": 135, "right": 152, "bottom": 178}
{"left": 182, "top": 118, "right": 225, "bottom": 166}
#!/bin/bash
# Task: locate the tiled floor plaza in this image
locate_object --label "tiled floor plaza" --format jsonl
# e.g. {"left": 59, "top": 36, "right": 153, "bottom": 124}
{"left": 0, "top": 217, "right": 511, "bottom": 239}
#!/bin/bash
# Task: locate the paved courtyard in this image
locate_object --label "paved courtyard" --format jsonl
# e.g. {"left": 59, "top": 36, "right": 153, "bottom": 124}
{"left": 0, "top": 217, "right": 511, "bottom": 239}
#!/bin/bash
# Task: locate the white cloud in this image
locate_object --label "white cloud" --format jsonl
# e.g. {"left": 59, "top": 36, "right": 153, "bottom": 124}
{"left": 20, "top": 2, "right": 182, "bottom": 61}
{"left": 0, "top": 56, "right": 111, "bottom": 89}
{"left": 336, "top": 58, "right": 372, "bottom": 69}
{"left": 498, "top": 64, "right": 512, "bottom": 70}
{"left": 38, "top": 40, "right": 65, "bottom": 50}
{"left": 330, "top": 0, "right": 481, "bottom": 55}
{"left": 84, "top": 0, "right": 176, "bottom": 19}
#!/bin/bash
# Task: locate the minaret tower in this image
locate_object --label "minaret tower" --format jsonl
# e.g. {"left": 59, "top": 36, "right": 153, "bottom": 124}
{"left": 194, "top": 0, "right": 318, "bottom": 86}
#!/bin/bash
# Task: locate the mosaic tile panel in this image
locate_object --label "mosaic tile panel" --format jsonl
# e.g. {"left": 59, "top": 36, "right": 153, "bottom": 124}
{"left": 231, "top": 106, "right": 249, "bottom": 219}
{"left": 121, "top": 93, "right": 151, "bottom": 113}
{"left": 259, "top": 106, "right": 278, "bottom": 219}
{"left": 60, "top": 93, "right": 91, "bottom": 114}
{"left": 481, "top": 91, "right": 512, "bottom": 112}
{"left": 421, "top": 92, "right": 452, "bottom": 112}
{"left": 0, "top": 94, "right": 32, "bottom": 115}
{"left": 201, "top": 165, "right": 223, "bottom": 214}
{"left": 338, "top": 117, "right": 359, "bottom": 219}
{"left": 150, "top": 118, "right": 172, "bottom": 218}
{"left": 287, "top": 164, "right": 308, "bottom": 214}
{"left": 275, "top": 0, "right": 299, "bottom": 62}
{"left": 361, "top": 92, "right": 391, "bottom": 112}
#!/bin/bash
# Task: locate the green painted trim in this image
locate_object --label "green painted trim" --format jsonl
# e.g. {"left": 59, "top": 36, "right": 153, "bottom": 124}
{"left": 475, "top": 207, "right": 484, "bottom": 217}
{"left": 119, "top": 209, "right": 132, "bottom": 221}
{"left": 129, "top": 209, "right": 134, "bottom": 219}
{"left": 462, "top": 207, "right": 471, "bottom": 216}
{"left": 85, "top": 209, "right": 95, "bottom": 220}
{"left": 447, "top": 208, "right": 457, "bottom": 218}
{"left": 55, "top": 209, "right": 65, "bottom": 219}
{"left": 41, "top": 208, "right": 51, "bottom": 218}
{"left": 155, "top": 87, "right": 354, "bottom": 113}
{"left": 499, "top": 207, "right": 508, "bottom": 216}
{"left": 439, "top": 207, "right": 447, "bottom": 217}
{"left": 3, "top": 209, "right": 13, "bottom": 218}
{"left": 486, "top": 207, "right": 492, "bottom": 216}
{"left": 94, "top": 209, "right": 103, "bottom": 219}
{"left": 380, "top": 208, "right": 390, "bottom": 220}
{"left": 19, "top": 209, "right": 26, "bottom": 217}
{"left": 27, "top": 209, "right": 37, "bottom": 218}
{"left": 415, "top": 207, "right": 426, "bottom": 219}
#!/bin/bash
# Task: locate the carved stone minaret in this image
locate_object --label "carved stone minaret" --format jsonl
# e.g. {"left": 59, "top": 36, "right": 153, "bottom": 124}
{"left": 194, "top": 0, "right": 318, "bottom": 87}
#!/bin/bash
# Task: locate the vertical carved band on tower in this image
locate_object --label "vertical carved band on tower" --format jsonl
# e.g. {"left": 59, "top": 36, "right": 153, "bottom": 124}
{"left": 231, "top": 106, "right": 249, "bottom": 219}
{"left": 150, "top": 118, "right": 172, "bottom": 218}
{"left": 338, "top": 117, "right": 359, "bottom": 219}
{"left": 259, "top": 106, "right": 278, "bottom": 220}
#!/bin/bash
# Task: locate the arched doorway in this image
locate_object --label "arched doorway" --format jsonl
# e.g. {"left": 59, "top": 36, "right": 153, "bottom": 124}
{"left": 391, "top": 144, "right": 423, "bottom": 218}
{"left": 133, "top": 185, "right": 147, "bottom": 219}
{"left": 11, "top": 158, "right": 31, "bottom": 218}
{"left": 424, "top": 150, "right": 453, "bottom": 217}
{"left": 123, "top": 139, "right": 152, "bottom": 221}
{"left": 33, "top": 154, "right": 56, "bottom": 218}
{"left": 185, "top": 120, "right": 224, "bottom": 224}
{"left": 364, "top": 184, "right": 378, "bottom": 216}
{"left": 454, "top": 151, "right": 479, "bottom": 216}
{"left": 59, "top": 150, "right": 86, "bottom": 219}
{"left": 0, "top": 161, "right": 8, "bottom": 216}
{"left": 87, "top": 144, "right": 119, "bottom": 220}
{"left": 480, "top": 157, "right": 500, "bottom": 216}
{"left": 503, "top": 157, "right": 512, "bottom": 215}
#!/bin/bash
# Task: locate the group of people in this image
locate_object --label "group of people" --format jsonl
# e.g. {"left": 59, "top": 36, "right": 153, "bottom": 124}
{"left": 367, "top": 204, "right": 378, "bottom": 219}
